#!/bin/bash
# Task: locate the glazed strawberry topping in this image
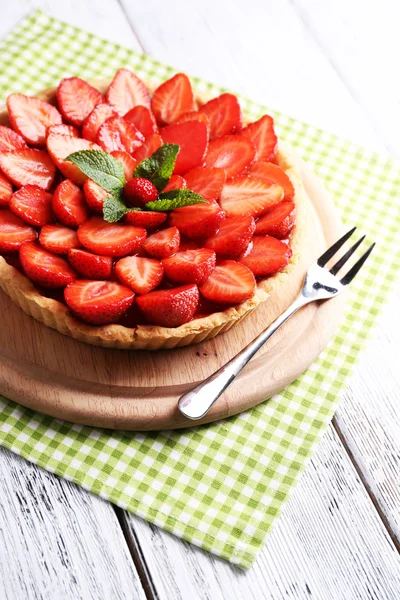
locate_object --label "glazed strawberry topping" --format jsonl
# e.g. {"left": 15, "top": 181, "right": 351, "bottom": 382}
{"left": 7, "top": 94, "right": 62, "bottom": 147}
{"left": 10, "top": 185, "right": 54, "bottom": 227}
{"left": 0, "top": 172, "right": 13, "bottom": 207}
{"left": 151, "top": 73, "right": 194, "bottom": 126}
{"left": 64, "top": 280, "right": 135, "bottom": 325}
{"left": 106, "top": 69, "right": 151, "bottom": 116}
{"left": 57, "top": 77, "right": 103, "bottom": 127}
{"left": 199, "top": 93, "right": 242, "bottom": 139}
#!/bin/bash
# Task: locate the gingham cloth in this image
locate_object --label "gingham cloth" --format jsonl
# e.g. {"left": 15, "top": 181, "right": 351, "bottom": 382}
{"left": 0, "top": 11, "right": 399, "bottom": 568}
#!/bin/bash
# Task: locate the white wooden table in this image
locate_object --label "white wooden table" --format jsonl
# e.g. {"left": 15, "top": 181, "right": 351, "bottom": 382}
{"left": 1, "top": 1, "right": 399, "bottom": 598}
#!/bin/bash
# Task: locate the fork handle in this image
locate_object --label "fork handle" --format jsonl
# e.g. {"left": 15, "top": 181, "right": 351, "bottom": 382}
{"left": 178, "top": 295, "right": 308, "bottom": 420}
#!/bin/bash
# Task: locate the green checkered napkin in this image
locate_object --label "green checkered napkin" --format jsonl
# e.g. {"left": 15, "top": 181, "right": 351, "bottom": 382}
{"left": 0, "top": 11, "right": 399, "bottom": 568}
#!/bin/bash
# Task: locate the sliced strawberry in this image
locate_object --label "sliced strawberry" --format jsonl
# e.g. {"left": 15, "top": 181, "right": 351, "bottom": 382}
{"left": 82, "top": 103, "right": 118, "bottom": 141}
{"left": 249, "top": 161, "right": 294, "bottom": 200}
{"left": 64, "top": 279, "right": 135, "bottom": 325}
{"left": 0, "top": 125, "right": 28, "bottom": 151}
{"left": 124, "top": 106, "right": 158, "bottom": 139}
{"left": 162, "top": 249, "right": 216, "bottom": 285}
{"left": 68, "top": 248, "right": 112, "bottom": 280}
{"left": 39, "top": 224, "right": 80, "bottom": 255}
{"left": 0, "top": 173, "right": 13, "bottom": 208}
{"left": 78, "top": 217, "right": 146, "bottom": 257}
{"left": 169, "top": 202, "right": 225, "bottom": 240}
{"left": 151, "top": 73, "right": 195, "bottom": 126}
{"left": 220, "top": 176, "right": 283, "bottom": 218}
{"left": 0, "top": 149, "right": 56, "bottom": 191}
{"left": 136, "top": 284, "right": 199, "bottom": 327}
{"left": 132, "top": 133, "right": 162, "bottom": 163}
{"left": 53, "top": 179, "right": 89, "bottom": 228}
{"left": 179, "top": 238, "right": 200, "bottom": 251}
{"left": 115, "top": 256, "right": 164, "bottom": 294}
{"left": 205, "top": 216, "right": 255, "bottom": 259}
{"left": 110, "top": 151, "right": 137, "bottom": 182}
{"left": 184, "top": 166, "right": 226, "bottom": 201}
{"left": 20, "top": 241, "right": 77, "bottom": 288}
{"left": 96, "top": 116, "right": 144, "bottom": 154}
{"left": 10, "top": 185, "right": 54, "bottom": 227}
{"left": 242, "top": 115, "right": 277, "bottom": 162}
{"left": 174, "top": 110, "right": 210, "bottom": 132}
{"left": 162, "top": 175, "right": 187, "bottom": 193}
{"left": 7, "top": 94, "right": 62, "bottom": 147}
{"left": 199, "top": 260, "right": 255, "bottom": 304}
{"left": 124, "top": 210, "right": 167, "bottom": 229}
{"left": 0, "top": 210, "right": 36, "bottom": 252}
{"left": 47, "top": 133, "right": 101, "bottom": 185}
{"left": 161, "top": 121, "right": 208, "bottom": 174}
{"left": 83, "top": 179, "right": 107, "bottom": 214}
{"left": 143, "top": 226, "right": 180, "bottom": 258}
{"left": 205, "top": 135, "right": 256, "bottom": 178}
{"left": 57, "top": 77, "right": 103, "bottom": 127}
{"left": 240, "top": 235, "right": 292, "bottom": 276}
{"left": 106, "top": 69, "right": 151, "bottom": 116}
{"left": 255, "top": 201, "right": 296, "bottom": 239}
{"left": 199, "top": 94, "right": 242, "bottom": 139}
{"left": 46, "top": 124, "right": 79, "bottom": 138}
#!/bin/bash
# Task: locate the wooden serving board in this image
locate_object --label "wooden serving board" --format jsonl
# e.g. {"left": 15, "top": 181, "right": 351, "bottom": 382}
{"left": 0, "top": 162, "right": 346, "bottom": 430}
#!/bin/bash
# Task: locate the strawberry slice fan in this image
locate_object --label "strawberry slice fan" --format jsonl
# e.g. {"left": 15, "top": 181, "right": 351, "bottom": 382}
{"left": 0, "top": 11, "right": 399, "bottom": 569}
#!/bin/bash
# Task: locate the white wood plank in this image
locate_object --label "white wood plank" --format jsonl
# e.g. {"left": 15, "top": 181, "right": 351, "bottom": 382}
{"left": 0, "top": 447, "right": 146, "bottom": 600}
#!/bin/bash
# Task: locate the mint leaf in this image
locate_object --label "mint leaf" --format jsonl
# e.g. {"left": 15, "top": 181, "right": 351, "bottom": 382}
{"left": 145, "top": 188, "right": 207, "bottom": 212}
{"left": 103, "top": 194, "right": 128, "bottom": 223}
{"left": 67, "top": 150, "right": 126, "bottom": 193}
{"left": 134, "top": 144, "right": 179, "bottom": 191}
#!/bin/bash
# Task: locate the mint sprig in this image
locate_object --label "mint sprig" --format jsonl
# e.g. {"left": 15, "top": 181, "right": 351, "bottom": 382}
{"left": 67, "top": 150, "right": 126, "bottom": 193}
{"left": 145, "top": 189, "right": 207, "bottom": 212}
{"left": 103, "top": 194, "right": 128, "bottom": 223}
{"left": 133, "top": 144, "right": 179, "bottom": 191}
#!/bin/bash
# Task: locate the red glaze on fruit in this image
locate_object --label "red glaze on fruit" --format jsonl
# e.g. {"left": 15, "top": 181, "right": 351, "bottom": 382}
{"left": 240, "top": 235, "right": 292, "bottom": 276}
{"left": 124, "top": 106, "right": 159, "bottom": 138}
{"left": 46, "top": 133, "right": 101, "bottom": 185}
{"left": 39, "top": 224, "right": 80, "bottom": 255}
{"left": 143, "top": 226, "right": 180, "bottom": 258}
{"left": 249, "top": 161, "right": 295, "bottom": 200}
{"left": 199, "top": 260, "right": 255, "bottom": 304}
{"left": 96, "top": 116, "right": 144, "bottom": 154}
{"left": 7, "top": 94, "right": 62, "bottom": 147}
{"left": 0, "top": 210, "right": 36, "bottom": 252}
{"left": 0, "top": 173, "right": 13, "bottom": 208}
{"left": 53, "top": 179, "right": 89, "bottom": 228}
{"left": 169, "top": 202, "right": 226, "bottom": 240}
{"left": 0, "top": 125, "right": 29, "bottom": 152}
{"left": 20, "top": 241, "right": 77, "bottom": 288}
{"left": 205, "top": 135, "right": 256, "bottom": 178}
{"left": 0, "top": 149, "right": 56, "bottom": 191}
{"left": 64, "top": 279, "right": 135, "bottom": 325}
{"left": 199, "top": 93, "right": 242, "bottom": 139}
{"left": 78, "top": 217, "right": 147, "bottom": 257}
{"left": 10, "top": 185, "right": 54, "bottom": 227}
{"left": 136, "top": 284, "right": 199, "bottom": 327}
{"left": 123, "top": 178, "right": 158, "bottom": 208}
{"left": 110, "top": 151, "right": 137, "bottom": 182}
{"left": 57, "top": 77, "right": 103, "bottom": 126}
{"left": 83, "top": 179, "right": 108, "bottom": 214}
{"left": 184, "top": 166, "right": 226, "bottom": 201}
{"left": 124, "top": 210, "right": 167, "bottom": 229}
{"left": 162, "top": 175, "right": 187, "bottom": 192}
{"left": 106, "top": 68, "right": 151, "bottom": 116}
{"left": 205, "top": 215, "right": 256, "bottom": 259}
{"left": 132, "top": 133, "right": 162, "bottom": 163}
{"left": 82, "top": 103, "right": 118, "bottom": 141}
{"left": 242, "top": 115, "right": 277, "bottom": 162}
{"left": 174, "top": 110, "right": 210, "bottom": 133}
{"left": 115, "top": 256, "right": 164, "bottom": 294}
{"left": 162, "top": 248, "right": 216, "bottom": 285}
{"left": 151, "top": 73, "right": 195, "bottom": 126}
{"left": 68, "top": 248, "right": 113, "bottom": 279}
{"left": 220, "top": 176, "right": 283, "bottom": 218}
{"left": 46, "top": 124, "right": 79, "bottom": 138}
{"left": 255, "top": 201, "right": 296, "bottom": 238}
{"left": 161, "top": 121, "right": 208, "bottom": 174}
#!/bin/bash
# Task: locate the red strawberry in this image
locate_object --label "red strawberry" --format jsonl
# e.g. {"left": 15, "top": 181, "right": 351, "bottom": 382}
{"left": 249, "top": 161, "right": 294, "bottom": 200}
{"left": 83, "top": 179, "right": 107, "bottom": 214}
{"left": 205, "top": 216, "right": 255, "bottom": 258}
{"left": 199, "top": 94, "right": 242, "bottom": 139}
{"left": 82, "top": 103, "right": 118, "bottom": 141}
{"left": 7, "top": 94, "right": 62, "bottom": 147}
{"left": 0, "top": 149, "right": 56, "bottom": 191}
{"left": 47, "top": 133, "right": 101, "bottom": 185}
{"left": 0, "top": 210, "right": 36, "bottom": 252}
{"left": 240, "top": 235, "right": 292, "bottom": 276}
{"left": 0, "top": 125, "right": 28, "bottom": 151}
{"left": 96, "top": 116, "right": 144, "bottom": 154}
{"left": 10, "top": 185, "right": 54, "bottom": 227}
{"left": 255, "top": 201, "right": 296, "bottom": 239}
{"left": 161, "top": 121, "right": 208, "bottom": 174}
{"left": 110, "top": 151, "right": 137, "bottom": 181}
{"left": 132, "top": 133, "right": 162, "bottom": 163}
{"left": 106, "top": 68, "right": 151, "bottom": 116}
{"left": 46, "top": 124, "right": 79, "bottom": 138}
{"left": 0, "top": 172, "right": 13, "bottom": 207}
{"left": 174, "top": 110, "right": 210, "bottom": 131}
{"left": 143, "top": 226, "right": 180, "bottom": 258}
{"left": 205, "top": 135, "right": 256, "bottom": 178}
{"left": 39, "top": 224, "right": 80, "bottom": 255}
{"left": 68, "top": 248, "right": 112, "bottom": 279}
{"left": 115, "top": 256, "right": 164, "bottom": 294}
{"left": 199, "top": 260, "right": 255, "bottom": 304}
{"left": 57, "top": 77, "right": 103, "bottom": 127}
{"left": 123, "top": 177, "right": 158, "bottom": 207}
{"left": 151, "top": 73, "right": 195, "bottom": 126}
{"left": 20, "top": 241, "right": 77, "bottom": 287}
{"left": 78, "top": 217, "right": 146, "bottom": 257}
{"left": 162, "top": 175, "right": 187, "bottom": 193}
{"left": 242, "top": 115, "right": 277, "bottom": 162}
{"left": 184, "top": 166, "right": 226, "bottom": 201}
{"left": 220, "top": 176, "right": 283, "bottom": 218}
{"left": 136, "top": 284, "right": 199, "bottom": 327}
{"left": 179, "top": 238, "right": 200, "bottom": 251}
{"left": 64, "top": 280, "right": 135, "bottom": 325}
{"left": 162, "top": 248, "right": 216, "bottom": 285}
{"left": 124, "top": 210, "right": 167, "bottom": 229}
{"left": 53, "top": 179, "right": 89, "bottom": 228}
{"left": 169, "top": 202, "right": 225, "bottom": 239}
{"left": 124, "top": 106, "right": 158, "bottom": 138}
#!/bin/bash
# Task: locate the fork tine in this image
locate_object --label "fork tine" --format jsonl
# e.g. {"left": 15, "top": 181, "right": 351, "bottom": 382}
{"left": 340, "top": 243, "right": 375, "bottom": 285}
{"left": 330, "top": 235, "right": 366, "bottom": 276}
{"left": 317, "top": 227, "right": 357, "bottom": 267}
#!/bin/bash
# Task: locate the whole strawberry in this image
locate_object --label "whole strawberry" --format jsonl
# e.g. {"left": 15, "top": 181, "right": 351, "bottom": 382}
{"left": 124, "top": 177, "right": 158, "bottom": 207}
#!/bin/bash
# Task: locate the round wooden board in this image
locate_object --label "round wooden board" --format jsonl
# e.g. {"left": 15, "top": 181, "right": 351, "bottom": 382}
{"left": 0, "top": 159, "right": 346, "bottom": 430}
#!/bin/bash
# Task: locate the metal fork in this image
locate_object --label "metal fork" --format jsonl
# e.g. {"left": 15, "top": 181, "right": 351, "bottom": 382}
{"left": 178, "top": 228, "right": 374, "bottom": 420}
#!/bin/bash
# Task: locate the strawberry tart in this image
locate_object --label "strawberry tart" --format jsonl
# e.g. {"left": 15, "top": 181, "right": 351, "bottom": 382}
{"left": 0, "top": 69, "right": 309, "bottom": 349}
